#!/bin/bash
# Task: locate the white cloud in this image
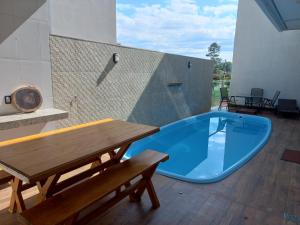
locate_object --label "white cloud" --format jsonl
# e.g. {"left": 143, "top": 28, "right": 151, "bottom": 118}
{"left": 116, "top": 3, "right": 133, "bottom": 11}
{"left": 219, "top": 0, "right": 238, "bottom": 3}
{"left": 117, "top": 0, "right": 238, "bottom": 61}
{"left": 203, "top": 4, "right": 238, "bottom": 16}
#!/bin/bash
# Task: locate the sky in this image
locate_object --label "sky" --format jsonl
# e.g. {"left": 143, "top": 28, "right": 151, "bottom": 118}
{"left": 116, "top": 0, "right": 238, "bottom": 62}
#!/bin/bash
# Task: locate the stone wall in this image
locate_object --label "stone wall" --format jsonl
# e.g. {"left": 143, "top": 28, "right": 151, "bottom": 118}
{"left": 50, "top": 35, "right": 213, "bottom": 127}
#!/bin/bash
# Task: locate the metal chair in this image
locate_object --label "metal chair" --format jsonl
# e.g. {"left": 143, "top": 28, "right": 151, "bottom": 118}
{"left": 264, "top": 90, "right": 280, "bottom": 109}
{"left": 248, "top": 88, "right": 264, "bottom": 108}
{"left": 218, "top": 87, "right": 235, "bottom": 110}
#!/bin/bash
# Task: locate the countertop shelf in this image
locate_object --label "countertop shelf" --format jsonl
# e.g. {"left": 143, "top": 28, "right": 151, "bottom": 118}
{"left": 0, "top": 109, "right": 68, "bottom": 130}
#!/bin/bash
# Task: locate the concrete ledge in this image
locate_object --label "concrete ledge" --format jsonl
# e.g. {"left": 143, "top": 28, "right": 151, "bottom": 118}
{"left": 0, "top": 109, "right": 68, "bottom": 130}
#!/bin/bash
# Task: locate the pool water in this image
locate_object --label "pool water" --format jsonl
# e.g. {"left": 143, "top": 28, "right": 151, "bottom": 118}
{"left": 125, "top": 111, "right": 272, "bottom": 183}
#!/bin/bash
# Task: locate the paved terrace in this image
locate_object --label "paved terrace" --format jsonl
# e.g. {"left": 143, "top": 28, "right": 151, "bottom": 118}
{"left": 0, "top": 112, "right": 299, "bottom": 225}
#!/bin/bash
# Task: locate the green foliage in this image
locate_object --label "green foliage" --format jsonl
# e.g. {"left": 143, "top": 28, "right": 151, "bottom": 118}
{"left": 206, "top": 42, "right": 221, "bottom": 60}
{"left": 206, "top": 42, "right": 221, "bottom": 73}
{"left": 206, "top": 42, "right": 232, "bottom": 75}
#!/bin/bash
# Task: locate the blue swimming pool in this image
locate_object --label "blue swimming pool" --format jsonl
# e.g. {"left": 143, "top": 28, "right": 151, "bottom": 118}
{"left": 125, "top": 111, "right": 272, "bottom": 183}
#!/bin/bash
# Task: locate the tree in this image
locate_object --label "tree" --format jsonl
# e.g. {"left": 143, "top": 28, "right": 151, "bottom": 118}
{"left": 206, "top": 42, "right": 222, "bottom": 73}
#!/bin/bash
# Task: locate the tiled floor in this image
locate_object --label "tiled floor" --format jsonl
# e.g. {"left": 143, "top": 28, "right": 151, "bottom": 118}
{"left": 1, "top": 113, "right": 300, "bottom": 225}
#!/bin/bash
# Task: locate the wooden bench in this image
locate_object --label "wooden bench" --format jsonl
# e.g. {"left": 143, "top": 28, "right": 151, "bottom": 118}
{"left": 0, "top": 170, "right": 13, "bottom": 186}
{"left": 19, "top": 150, "right": 168, "bottom": 225}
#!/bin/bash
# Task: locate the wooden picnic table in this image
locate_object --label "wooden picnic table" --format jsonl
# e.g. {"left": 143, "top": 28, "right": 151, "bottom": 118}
{"left": 0, "top": 119, "right": 159, "bottom": 214}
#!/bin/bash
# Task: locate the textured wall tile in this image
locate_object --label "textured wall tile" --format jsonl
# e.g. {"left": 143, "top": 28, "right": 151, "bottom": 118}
{"left": 50, "top": 35, "right": 213, "bottom": 127}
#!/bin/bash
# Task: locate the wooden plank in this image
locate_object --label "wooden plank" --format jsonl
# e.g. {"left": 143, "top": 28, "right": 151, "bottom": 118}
{"left": 76, "top": 179, "right": 146, "bottom": 225}
{"left": 0, "top": 120, "right": 159, "bottom": 183}
{"left": 0, "top": 118, "right": 113, "bottom": 147}
{"left": 19, "top": 150, "right": 168, "bottom": 225}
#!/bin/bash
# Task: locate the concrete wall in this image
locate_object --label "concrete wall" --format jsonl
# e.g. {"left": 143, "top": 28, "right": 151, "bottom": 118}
{"left": 49, "top": 0, "right": 116, "bottom": 43}
{"left": 50, "top": 36, "right": 213, "bottom": 127}
{"left": 0, "top": 0, "right": 210, "bottom": 142}
{"left": 0, "top": 0, "right": 55, "bottom": 140}
{"left": 0, "top": 0, "right": 117, "bottom": 141}
{"left": 231, "top": 0, "right": 300, "bottom": 105}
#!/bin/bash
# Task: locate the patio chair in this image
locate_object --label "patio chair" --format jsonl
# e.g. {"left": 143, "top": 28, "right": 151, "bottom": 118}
{"left": 276, "top": 99, "right": 300, "bottom": 116}
{"left": 264, "top": 90, "right": 280, "bottom": 109}
{"left": 248, "top": 88, "right": 264, "bottom": 108}
{"left": 218, "top": 87, "right": 236, "bottom": 110}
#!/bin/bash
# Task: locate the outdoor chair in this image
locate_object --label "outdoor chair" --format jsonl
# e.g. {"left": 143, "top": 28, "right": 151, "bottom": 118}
{"left": 247, "top": 88, "right": 264, "bottom": 108}
{"left": 276, "top": 99, "right": 300, "bottom": 116}
{"left": 264, "top": 90, "right": 280, "bottom": 110}
{"left": 218, "top": 87, "right": 236, "bottom": 110}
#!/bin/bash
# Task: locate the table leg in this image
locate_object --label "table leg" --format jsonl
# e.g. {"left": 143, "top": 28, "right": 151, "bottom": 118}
{"left": 91, "top": 157, "right": 102, "bottom": 168}
{"left": 9, "top": 178, "right": 26, "bottom": 213}
{"left": 91, "top": 143, "right": 131, "bottom": 171}
{"left": 113, "top": 143, "right": 131, "bottom": 162}
{"left": 36, "top": 174, "right": 60, "bottom": 202}
{"left": 108, "top": 150, "right": 117, "bottom": 159}
{"left": 90, "top": 155, "right": 103, "bottom": 176}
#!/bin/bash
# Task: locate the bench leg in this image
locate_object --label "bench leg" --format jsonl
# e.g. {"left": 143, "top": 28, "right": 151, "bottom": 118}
{"left": 124, "top": 181, "right": 139, "bottom": 202}
{"left": 145, "top": 179, "right": 160, "bottom": 209}
{"left": 9, "top": 178, "right": 26, "bottom": 213}
{"left": 130, "top": 182, "right": 146, "bottom": 202}
{"left": 130, "top": 166, "right": 160, "bottom": 208}
{"left": 132, "top": 178, "right": 160, "bottom": 208}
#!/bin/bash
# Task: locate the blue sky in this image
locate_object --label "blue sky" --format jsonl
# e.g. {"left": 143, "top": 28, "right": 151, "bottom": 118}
{"left": 116, "top": 0, "right": 238, "bottom": 61}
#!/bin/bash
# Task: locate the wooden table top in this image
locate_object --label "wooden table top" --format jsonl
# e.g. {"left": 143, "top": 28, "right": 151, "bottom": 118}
{"left": 0, "top": 120, "right": 159, "bottom": 183}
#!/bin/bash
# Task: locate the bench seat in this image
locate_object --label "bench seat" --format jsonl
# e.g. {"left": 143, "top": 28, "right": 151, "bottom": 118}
{"left": 0, "top": 170, "right": 13, "bottom": 185}
{"left": 19, "top": 150, "right": 168, "bottom": 225}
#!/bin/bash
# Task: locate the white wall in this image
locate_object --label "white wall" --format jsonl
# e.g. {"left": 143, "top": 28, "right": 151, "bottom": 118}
{"left": 0, "top": 0, "right": 55, "bottom": 140}
{"left": 49, "top": 0, "right": 116, "bottom": 43}
{"left": 231, "top": 0, "right": 300, "bottom": 105}
{"left": 0, "top": 0, "right": 116, "bottom": 141}
{"left": 0, "top": 0, "right": 53, "bottom": 116}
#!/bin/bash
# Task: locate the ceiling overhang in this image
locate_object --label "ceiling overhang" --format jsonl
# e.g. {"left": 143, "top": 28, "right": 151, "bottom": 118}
{"left": 255, "top": 0, "right": 300, "bottom": 31}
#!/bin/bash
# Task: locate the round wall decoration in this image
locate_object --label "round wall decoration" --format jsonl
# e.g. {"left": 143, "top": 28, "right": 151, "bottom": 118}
{"left": 11, "top": 86, "right": 43, "bottom": 113}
